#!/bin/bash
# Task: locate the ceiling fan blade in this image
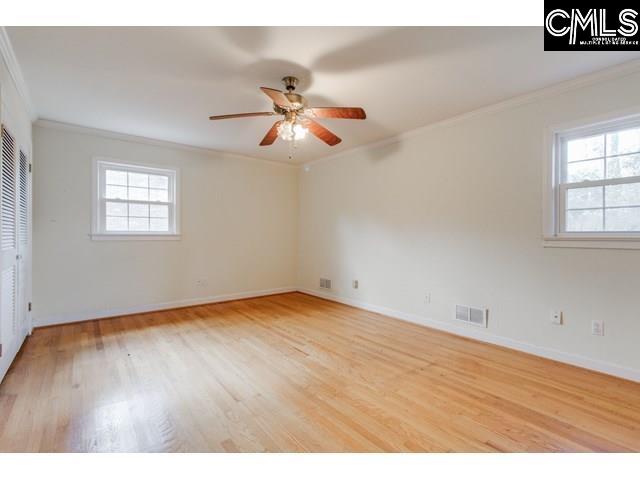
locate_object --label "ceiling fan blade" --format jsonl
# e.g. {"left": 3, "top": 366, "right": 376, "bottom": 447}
{"left": 307, "top": 107, "right": 366, "bottom": 120}
{"left": 259, "top": 121, "right": 282, "bottom": 146}
{"left": 209, "top": 112, "right": 275, "bottom": 120}
{"left": 260, "top": 87, "right": 292, "bottom": 108}
{"left": 303, "top": 119, "right": 342, "bottom": 146}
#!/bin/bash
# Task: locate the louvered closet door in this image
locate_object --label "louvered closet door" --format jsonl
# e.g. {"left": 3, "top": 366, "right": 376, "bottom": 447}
{"left": 17, "top": 150, "right": 29, "bottom": 338}
{"left": 0, "top": 126, "right": 18, "bottom": 357}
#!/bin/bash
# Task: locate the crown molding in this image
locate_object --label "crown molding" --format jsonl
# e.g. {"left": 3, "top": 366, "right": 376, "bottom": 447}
{"left": 305, "top": 58, "right": 640, "bottom": 168}
{"left": 0, "top": 27, "right": 36, "bottom": 120}
{"left": 34, "top": 118, "right": 298, "bottom": 168}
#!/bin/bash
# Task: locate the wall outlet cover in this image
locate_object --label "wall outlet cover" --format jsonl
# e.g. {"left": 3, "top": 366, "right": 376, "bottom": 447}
{"left": 591, "top": 320, "right": 604, "bottom": 336}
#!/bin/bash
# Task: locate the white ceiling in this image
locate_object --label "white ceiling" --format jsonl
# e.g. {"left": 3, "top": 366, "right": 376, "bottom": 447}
{"left": 8, "top": 27, "right": 640, "bottom": 163}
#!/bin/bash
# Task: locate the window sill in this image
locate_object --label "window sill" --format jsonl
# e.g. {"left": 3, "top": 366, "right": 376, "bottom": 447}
{"left": 542, "top": 236, "right": 640, "bottom": 250}
{"left": 90, "top": 233, "right": 181, "bottom": 241}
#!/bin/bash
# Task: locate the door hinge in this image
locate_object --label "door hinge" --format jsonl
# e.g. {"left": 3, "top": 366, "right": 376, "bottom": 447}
{"left": 28, "top": 302, "right": 32, "bottom": 312}
{"left": 29, "top": 163, "right": 32, "bottom": 173}
{"left": 0, "top": 343, "right": 2, "bottom": 357}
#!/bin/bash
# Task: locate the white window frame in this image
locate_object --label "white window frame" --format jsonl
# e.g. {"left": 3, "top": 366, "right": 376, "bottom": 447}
{"left": 543, "top": 108, "right": 640, "bottom": 250}
{"left": 91, "top": 157, "right": 180, "bottom": 241}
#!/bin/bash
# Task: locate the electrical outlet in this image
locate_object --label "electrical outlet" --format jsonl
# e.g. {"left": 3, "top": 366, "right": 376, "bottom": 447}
{"left": 551, "top": 311, "right": 563, "bottom": 325}
{"left": 591, "top": 320, "right": 604, "bottom": 336}
{"left": 352, "top": 280, "right": 359, "bottom": 289}
{"left": 196, "top": 279, "right": 209, "bottom": 288}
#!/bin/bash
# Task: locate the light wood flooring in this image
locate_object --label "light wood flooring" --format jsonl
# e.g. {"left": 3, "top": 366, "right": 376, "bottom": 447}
{"left": 1, "top": 292, "right": 639, "bottom": 452}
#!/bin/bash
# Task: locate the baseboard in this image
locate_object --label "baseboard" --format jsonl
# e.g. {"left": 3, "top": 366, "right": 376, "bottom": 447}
{"left": 298, "top": 288, "right": 640, "bottom": 383}
{"left": 33, "top": 287, "right": 297, "bottom": 328}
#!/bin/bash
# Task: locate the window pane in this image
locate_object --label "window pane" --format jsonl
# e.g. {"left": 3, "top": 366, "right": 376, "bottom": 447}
{"left": 128, "top": 172, "right": 149, "bottom": 188}
{"left": 129, "top": 187, "right": 149, "bottom": 201}
{"left": 150, "top": 188, "right": 168, "bottom": 202}
{"left": 566, "top": 209, "right": 603, "bottom": 232}
{"left": 106, "top": 216, "right": 128, "bottom": 231}
{"left": 566, "top": 158, "right": 604, "bottom": 182}
{"left": 606, "top": 153, "right": 640, "bottom": 179}
{"left": 129, "top": 217, "right": 149, "bottom": 231}
{"left": 129, "top": 203, "right": 149, "bottom": 217}
{"left": 106, "top": 201, "right": 127, "bottom": 216}
{"left": 150, "top": 204, "right": 168, "bottom": 218}
{"left": 98, "top": 162, "right": 177, "bottom": 235}
{"left": 605, "top": 182, "right": 640, "bottom": 207}
{"left": 567, "top": 135, "right": 604, "bottom": 162}
{"left": 567, "top": 186, "right": 603, "bottom": 209}
{"left": 105, "top": 185, "right": 128, "bottom": 200}
{"left": 149, "top": 174, "right": 169, "bottom": 189}
{"left": 105, "top": 169, "right": 127, "bottom": 186}
{"left": 605, "top": 207, "right": 640, "bottom": 231}
{"left": 607, "top": 127, "right": 640, "bottom": 156}
{"left": 150, "top": 218, "right": 169, "bottom": 232}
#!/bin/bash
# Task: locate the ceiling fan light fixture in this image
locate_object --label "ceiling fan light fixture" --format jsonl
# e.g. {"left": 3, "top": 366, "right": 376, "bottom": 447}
{"left": 293, "top": 122, "right": 308, "bottom": 140}
{"left": 277, "top": 120, "right": 308, "bottom": 141}
{"left": 277, "top": 121, "right": 294, "bottom": 141}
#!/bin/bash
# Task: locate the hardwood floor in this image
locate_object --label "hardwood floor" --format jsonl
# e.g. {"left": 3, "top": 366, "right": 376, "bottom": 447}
{"left": 0, "top": 292, "right": 639, "bottom": 452}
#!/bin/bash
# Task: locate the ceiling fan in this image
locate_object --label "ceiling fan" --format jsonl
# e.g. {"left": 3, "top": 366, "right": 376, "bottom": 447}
{"left": 208, "top": 76, "right": 366, "bottom": 147}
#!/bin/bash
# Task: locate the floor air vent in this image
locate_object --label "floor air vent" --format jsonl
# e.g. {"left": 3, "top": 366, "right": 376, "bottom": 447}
{"left": 455, "top": 304, "right": 488, "bottom": 328}
{"left": 320, "top": 278, "right": 332, "bottom": 289}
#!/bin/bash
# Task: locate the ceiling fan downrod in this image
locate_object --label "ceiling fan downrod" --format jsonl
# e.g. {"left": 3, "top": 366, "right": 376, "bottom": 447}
{"left": 282, "top": 76, "right": 299, "bottom": 92}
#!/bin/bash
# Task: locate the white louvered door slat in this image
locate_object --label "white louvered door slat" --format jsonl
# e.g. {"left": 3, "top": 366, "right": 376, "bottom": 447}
{"left": 0, "top": 125, "right": 19, "bottom": 357}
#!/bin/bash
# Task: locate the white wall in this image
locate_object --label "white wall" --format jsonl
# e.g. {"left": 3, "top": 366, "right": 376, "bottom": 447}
{"left": 0, "top": 42, "right": 33, "bottom": 382}
{"left": 298, "top": 69, "right": 640, "bottom": 381}
{"left": 33, "top": 124, "right": 298, "bottom": 325}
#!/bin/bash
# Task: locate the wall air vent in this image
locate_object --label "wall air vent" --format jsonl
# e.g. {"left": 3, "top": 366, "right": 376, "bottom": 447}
{"left": 320, "top": 278, "right": 332, "bottom": 289}
{"left": 455, "top": 304, "right": 488, "bottom": 328}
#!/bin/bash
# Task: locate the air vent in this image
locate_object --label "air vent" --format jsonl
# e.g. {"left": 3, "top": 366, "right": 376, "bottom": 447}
{"left": 319, "top": 278, "right": 332, "bottom": 289}
{"left": 455, "top": 304, "right": 487, "bottom": 328}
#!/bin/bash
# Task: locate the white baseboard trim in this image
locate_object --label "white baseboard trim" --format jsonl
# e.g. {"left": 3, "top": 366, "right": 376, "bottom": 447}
{"left": 34, "top": 287, "right": 297, "bottom": 328}
{"left": 298, "top": 288, "right": 640, "bottom": 383}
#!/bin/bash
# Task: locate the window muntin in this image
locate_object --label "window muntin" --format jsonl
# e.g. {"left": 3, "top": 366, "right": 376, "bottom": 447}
{"left": 557, "top": 121, "right": 640, "bottom": 236}
{"left": 94, "top": 160, "right": 178, "bottom": 237}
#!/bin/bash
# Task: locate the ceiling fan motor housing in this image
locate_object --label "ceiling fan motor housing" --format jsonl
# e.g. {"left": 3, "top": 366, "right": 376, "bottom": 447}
{"left": 271, "top": 76, "right": 305, "bottom": 113}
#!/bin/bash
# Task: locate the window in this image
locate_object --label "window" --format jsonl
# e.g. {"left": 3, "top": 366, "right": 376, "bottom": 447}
{"left": 545, "top": 113, "right": 640, "bottom": 248}
{"left": 92, "top": 159, "right": 179, "bottom": 240}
